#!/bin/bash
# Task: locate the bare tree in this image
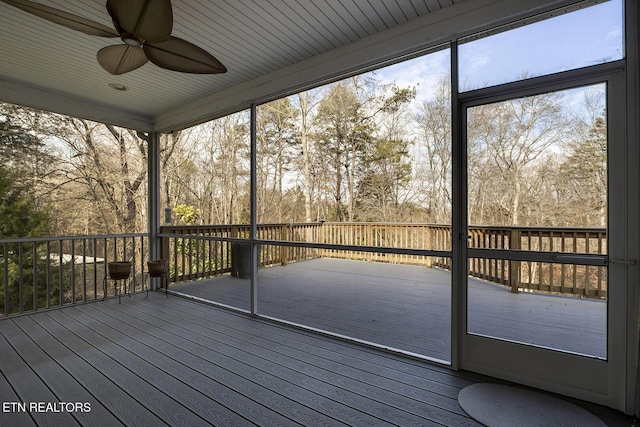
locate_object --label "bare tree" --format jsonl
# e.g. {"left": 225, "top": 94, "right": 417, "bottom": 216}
{"left": 53, "top": 118, "right": 148, "bottom": 233}
{"left": 295, "top": 90, "right": 325, "bottom": 222}
{"left": 414, "top": 79, "right": 452, "bottom": 223}
{"left": 467, "top": 92, "right": 568, "bottom": 226}
{"left": 558, "top": 89, "right": 607, "bottom": 227}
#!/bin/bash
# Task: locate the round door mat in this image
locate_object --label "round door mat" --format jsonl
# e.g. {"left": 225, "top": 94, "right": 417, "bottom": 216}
{"left": 458, "top": 383, "right": 607, "bottom": 427}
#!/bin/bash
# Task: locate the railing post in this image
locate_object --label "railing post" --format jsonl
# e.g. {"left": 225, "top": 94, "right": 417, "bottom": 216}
{"left": 425, "top": 225, "right": 433, "bottom": 268}
{"left": 160, "top": 230, "right": 169, "bottom": 266}
{"left": 320, "top": 222, "right": 327, "bottom": 258}
{"left": 366, "top": 225, "right": 373, "bottom": 262}
{"left": 509, "top": 229, "right": 521, "bottom": 293}
{"left": 158, "top": 226, "right": 170, "bottom": 289}
{"left": 281, "top": 224, "right": 289, "bottom": 266}
{"left": 230, "top": 225, "right": 238, "bottom": 277}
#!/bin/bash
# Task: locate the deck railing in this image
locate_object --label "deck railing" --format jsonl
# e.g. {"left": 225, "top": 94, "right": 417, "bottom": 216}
{"left": 0, "top": 233, "right": 149, "bottom": 316}
{"left": 0, "top": 223, "right": 607, "bottom": 317}
{"left": 160, "top": 222, "right": 607, "bottom": 298}
{"left": 466, "top": 226, "right": 607, "bottom": 298}
{"left": 159, "top": 224, "right": 323, "bottom": 282}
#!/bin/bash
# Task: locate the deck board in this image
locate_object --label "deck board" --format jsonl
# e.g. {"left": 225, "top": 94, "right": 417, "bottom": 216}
{"left": 13, "top": 315, "right": 164, "bottom": 427}
{"left": 170, "top": 258, "right": 606, "bottom": 360}
{"left": 1, "top": 319, "right": 122, "bottom": 427}
{"left": 0, "top": 293, "right": 484, "bottom": 426}
{"left": 101, "top": 297, "right": 472, "bottom": 426}
{"left": 70, "top": 303, "right": 340, "bottom": 427}
{"left": 0, "top": 289, "right": 628, "bottom": 426}
{"left": 0, "top": 328, "right": 80, "bottom": 427}
{"left": 139, "top": 296, "right": 469, "bottom": 403}
{"left": 95, "top": 298, "right": 448, "bottom": 426}
{"left": 19, "top": 313, "right": 173, "bottom": 427}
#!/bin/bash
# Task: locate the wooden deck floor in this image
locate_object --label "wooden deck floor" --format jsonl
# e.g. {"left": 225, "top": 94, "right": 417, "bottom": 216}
{"left": 0, "top": 291, "right": 629, "bottom": 426}
{"left": 170, "top": 258, "right": 607, "bottom": 362}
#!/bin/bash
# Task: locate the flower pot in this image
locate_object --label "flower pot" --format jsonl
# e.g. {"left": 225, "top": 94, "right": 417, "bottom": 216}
{"left": 147, "top": 259, "right": 169, "bottom": 277}
{"left": 108, "top": 261, "right": 131, "bottom": 280}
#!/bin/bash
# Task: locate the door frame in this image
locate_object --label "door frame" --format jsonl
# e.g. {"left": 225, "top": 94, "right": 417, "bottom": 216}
{"left": 452, "top": 62, "right": 630, "bottom": 410}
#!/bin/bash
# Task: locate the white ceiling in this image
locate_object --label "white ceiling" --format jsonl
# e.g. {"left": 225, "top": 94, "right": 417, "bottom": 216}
{"left": 0, "top": 0, "right": 571, "bottom": 132}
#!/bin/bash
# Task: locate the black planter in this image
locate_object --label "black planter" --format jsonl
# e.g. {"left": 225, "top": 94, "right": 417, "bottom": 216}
{"left": 231, "top": 242, "right": 259, "bottom": 279}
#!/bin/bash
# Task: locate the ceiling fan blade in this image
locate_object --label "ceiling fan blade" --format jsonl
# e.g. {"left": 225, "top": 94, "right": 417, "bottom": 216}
{"left": 97, "top": 44, "right": 148, "bottom": 75}
{"left": 144, "top": 37, "right": 227, "bottom": 74}
{"left": 106, "top": 0, "right": 172, "bottom": 43}
{"left": 1, "top": 0, "right": 119, "bottom": 37}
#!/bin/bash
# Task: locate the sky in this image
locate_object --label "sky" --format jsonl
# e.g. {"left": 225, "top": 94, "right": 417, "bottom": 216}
{"left": 373, "top": 0, "right": 623, "bottom": 101}
{"left": 348, "top": 0, "right": 620, "bottom": 195}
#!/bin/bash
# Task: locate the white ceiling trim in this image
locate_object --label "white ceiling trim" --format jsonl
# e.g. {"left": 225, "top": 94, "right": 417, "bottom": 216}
{"left": 0, "top": 76, "right": 155, "bottom": 131}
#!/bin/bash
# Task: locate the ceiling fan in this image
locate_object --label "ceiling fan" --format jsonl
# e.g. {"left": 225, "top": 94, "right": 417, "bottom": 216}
{"left": 1, "top": 0, "right": 227, "bottom": 75}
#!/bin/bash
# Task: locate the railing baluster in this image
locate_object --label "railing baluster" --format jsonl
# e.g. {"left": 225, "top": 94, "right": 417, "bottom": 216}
{"left": 46, "top": 241, "right": 51, "bottom": 309}
{"left": 103, "top": 237, "right": 108, "bottom": 298}
{"left": 573, "top": 231, "right": 578, "bottom": 294}
{"left": 548, "top": 231, "right": 554, "bottom": 291}
{"left": 58, "top": 241, "right": 63, "bottom": 306}
{"left": 585, "top": 233, "right": 592, "bottom": 296}
{"left": 32, "top": 243, "right": 37, "bottom": 312}
{"left": 3, "top": 243, "right": 8, "bottom": 316}
{"left": 598, "top": 231, "right": 604, "bottom": 297}
{"left": 93, "top": 239, "right": 97, "bottom": 300}
{"left": 18, "top": 243, "right": 24, "bottom": 314}
{"left": 82, "top": 239, "right": 87, "bottom": 302}
{"left": 71, "top": 239, "right": 76, "bottom": 305}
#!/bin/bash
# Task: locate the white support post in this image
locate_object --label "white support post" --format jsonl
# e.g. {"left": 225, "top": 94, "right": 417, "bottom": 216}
{"left": 450, "top": 39, "right": 465, "bottom": 372}
{"left": 148, "top": 131, "right": 161, "bottom": 291}
{"left": 250, "top": 103, "right": 258, "bottom": 314}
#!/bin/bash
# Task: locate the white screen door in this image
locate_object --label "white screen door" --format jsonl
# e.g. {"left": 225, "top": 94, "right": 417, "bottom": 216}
{"left": 459, "top": 71, "right": 628, "bottom": 409}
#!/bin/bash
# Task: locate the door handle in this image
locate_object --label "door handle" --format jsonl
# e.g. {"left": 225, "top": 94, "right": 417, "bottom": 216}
{"left": 609, "top": 259, "right": 636, "bottom": 265}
